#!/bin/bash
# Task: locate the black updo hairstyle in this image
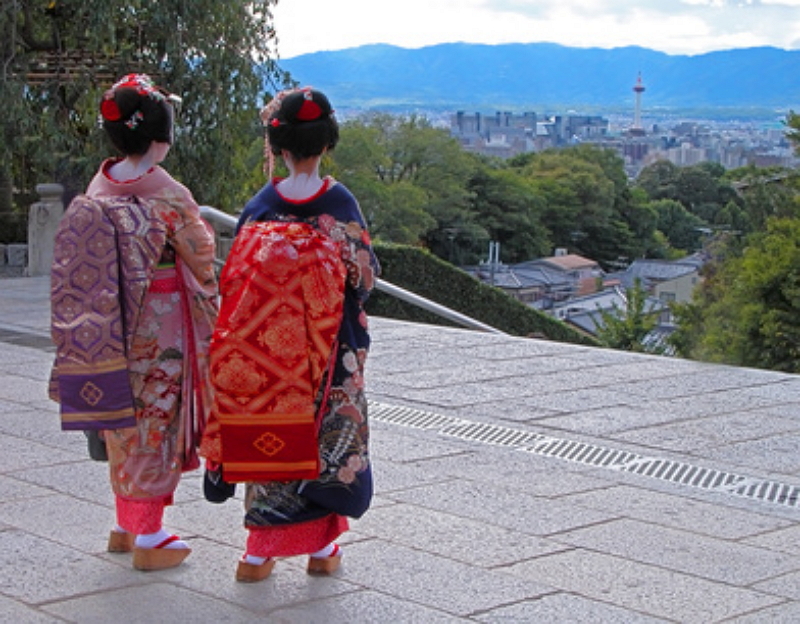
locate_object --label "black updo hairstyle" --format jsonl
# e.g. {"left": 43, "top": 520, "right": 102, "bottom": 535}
{"left": 100, "top": 74, "right": 175, "bottom": 156}
{"left": 265, "top": 89, "right": 339, "bottom": 160}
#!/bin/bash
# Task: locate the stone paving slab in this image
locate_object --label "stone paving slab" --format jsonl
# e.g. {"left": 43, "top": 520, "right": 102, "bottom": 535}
{"left": 505, "top": 549, "right": 785, "bottom": 622}
{"left": 0, "top": 529, "right": 151, "bottom": 605}
{"left": 2, "top": 276, "right": 800, "bottom": 622}
{"left": 0, "top": 595, "right": 64, "bottom": 624}
{"left": 388, "top": 478, "right": 618, "bottom": 536}
{"left": 340, "top": 540, "right": 555, "bottom": 617}
{"left": 560, "top": 484, "right": 795, "bottom": 539}
{"left": 553, "top": 517, "right": 797, "bottom": 586}
{"left": 42, "top": 583, "right": 258, "bottom": 624}
{"left": 473, "top": 593, "right": 671, "bottom": 623}
{"left": 753, "top": 570, "right": 800, "bottom": 601}
{"left": 266, "top": 588, "right": 475, "bottom": 624}
{"left": 614, "top": 409, "right": 800, "bottom": 454}
{"left": 352, "top": 502, "right": 570, "bottom": 568}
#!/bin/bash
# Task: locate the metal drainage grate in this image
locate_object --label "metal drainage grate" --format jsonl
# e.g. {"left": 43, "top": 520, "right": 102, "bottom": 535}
{"left": 369, "top": 401, "right": 800, "bottom": 510}
{"left": 441, "top": 420, "right": 547, "bottom": 448}
{"left": 367, "top": 402, "right": 458, "bottom": 430}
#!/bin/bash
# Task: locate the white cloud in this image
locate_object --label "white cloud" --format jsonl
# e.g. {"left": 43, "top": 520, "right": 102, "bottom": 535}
{"left": 272, "top": 0, "right": 800, "bottom": 58}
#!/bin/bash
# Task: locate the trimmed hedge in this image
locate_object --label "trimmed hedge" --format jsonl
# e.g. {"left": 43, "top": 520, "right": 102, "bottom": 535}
{"left": 366, "top": 242, "right": 600, "bottom": 346}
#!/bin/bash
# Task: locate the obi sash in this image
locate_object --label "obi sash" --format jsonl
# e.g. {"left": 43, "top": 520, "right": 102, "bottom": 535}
{"left": 209, "top": 220, "right": 346, "bottom": 482}
{"left": 50, "top": 195, "right": 167, "bottom": 430}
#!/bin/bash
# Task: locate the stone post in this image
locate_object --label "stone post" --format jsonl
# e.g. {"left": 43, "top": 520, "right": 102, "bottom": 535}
{"left": 26, "top": 183, "right": 64, "bottom": 277}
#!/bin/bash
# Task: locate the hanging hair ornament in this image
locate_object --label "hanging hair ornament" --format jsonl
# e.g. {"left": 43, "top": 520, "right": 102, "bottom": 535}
{"left": 259, "top": 87, "right": 300, "bottom": 179}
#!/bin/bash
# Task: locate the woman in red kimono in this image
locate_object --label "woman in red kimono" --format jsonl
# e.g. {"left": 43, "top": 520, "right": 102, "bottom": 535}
{"left": 50, "top": 74, "right": 218, "bottom": 571}
{"left": 203, "top": 88, "right": 379, "bottom": 582}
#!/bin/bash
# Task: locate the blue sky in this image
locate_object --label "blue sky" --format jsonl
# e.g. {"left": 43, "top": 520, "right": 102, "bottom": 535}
{"left": 272, "top": 0, "right": 800, "bottom": 59}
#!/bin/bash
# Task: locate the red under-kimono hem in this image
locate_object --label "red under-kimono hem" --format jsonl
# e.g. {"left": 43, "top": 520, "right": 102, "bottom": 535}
{"left": 246, "top": 514, "right": 349, "bottom": 558}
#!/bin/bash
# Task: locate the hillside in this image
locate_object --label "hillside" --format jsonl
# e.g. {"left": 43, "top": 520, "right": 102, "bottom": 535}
{"left": 277, "top": 43, "right": 800, "bottom": 113}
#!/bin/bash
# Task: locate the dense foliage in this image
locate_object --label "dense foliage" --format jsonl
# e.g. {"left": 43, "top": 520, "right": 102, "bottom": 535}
{"left": 667, "top": 113, "right": 800, "bottom": 371}
{"left": 1, "top": 0, "right": 288, "bottom": 242}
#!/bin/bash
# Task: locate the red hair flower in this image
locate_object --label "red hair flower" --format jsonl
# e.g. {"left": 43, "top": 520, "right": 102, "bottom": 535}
{"left": 100, "top": 98, "right": 122, "bottom": 121}
{"left": 296, "top": 98, "right": 323, "bottom": 121}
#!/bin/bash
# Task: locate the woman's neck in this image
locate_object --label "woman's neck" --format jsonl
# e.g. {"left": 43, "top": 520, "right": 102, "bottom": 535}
{"left": 108, "top": 142, "right": 170, "bottom": 183}
{"left": 277, "top": 153, "right": 324, "bottom": 200}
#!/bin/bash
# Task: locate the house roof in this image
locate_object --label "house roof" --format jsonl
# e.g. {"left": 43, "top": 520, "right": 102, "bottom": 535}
{"left": 550, "top": 286, "right": 666, "bottom": 335}
{"left": 535, "top": 253, "right": 599, "bottom": 271}
{"left": 466, "top": 263, "right": 573, "bottom": 290}
{"left": 605, "top": 257, "right": 702, "bottom": 290}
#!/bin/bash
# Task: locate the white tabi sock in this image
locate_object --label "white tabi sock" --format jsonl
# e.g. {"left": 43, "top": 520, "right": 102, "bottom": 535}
{"left": 135, "top": 528, "right": 188, "bottom": 550}
{"left": 310, "top": 542, "right": 340, "bottom": 559}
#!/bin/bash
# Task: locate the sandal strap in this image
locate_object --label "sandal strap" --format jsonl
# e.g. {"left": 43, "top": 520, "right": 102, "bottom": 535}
{"left": 153, "top": 534, "right": 181, "bottom": 549}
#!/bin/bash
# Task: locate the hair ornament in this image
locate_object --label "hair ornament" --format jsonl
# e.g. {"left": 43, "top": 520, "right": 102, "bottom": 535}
{"left": 296, "top": 89, "right": 323, "bottom": 121}
{"left": 125, "top": 110, "right": 144, "bottom": 130}
{"left": 100, "top": 97, "right": 122, "bottom": 121}
{"left": 259, "top": 88, "right": 299, "bottom": 178}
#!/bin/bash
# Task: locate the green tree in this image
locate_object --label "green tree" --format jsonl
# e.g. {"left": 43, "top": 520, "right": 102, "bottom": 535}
{"left": 726, "top": 165, "right": 800, "bottom": 233}
{"left": 595, "top": 279, "right": 661, "bottom": 353}
{"left": 674, "top": 162, "right": 740, "bottom": 223}
{"left": 636, "top": 160, "right": 680, "bottom": 201}
{"left": 672, "top": 218, "right": 800, "bottom": 372}
{"left": 467, "top": 163, "right": 550, "bottom": 263}
{"left": 331, "top": 113, "right": 480, "bottom": 260}
{"left": 650, "top": 198, "right": 707, "bottom": 253}
{"left": 513, "top": 146, "right": 638, "bottom": 267}
{"left": 787, "top": 111, "right": 800, "bottom": 153}
{"left": 1, "top": 0, "right": 286, "bottom": 236}
{"left": 618, "top": 187, "right": 659, "bottom": 260}
{"left": 637, "top": 160, "right": 742, "bottom": 225}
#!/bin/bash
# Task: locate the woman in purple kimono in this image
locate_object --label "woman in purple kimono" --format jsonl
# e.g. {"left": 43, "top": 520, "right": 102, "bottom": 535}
{"left": 50, "top": 74, "right": 218, "bottom": 571}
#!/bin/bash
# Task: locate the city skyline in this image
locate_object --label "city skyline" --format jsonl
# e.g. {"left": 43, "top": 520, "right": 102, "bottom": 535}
{"left": 273, "top": 0, "right": 800, "bottom": 59}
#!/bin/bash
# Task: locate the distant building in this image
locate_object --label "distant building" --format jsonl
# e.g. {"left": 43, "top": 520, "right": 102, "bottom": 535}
{"left": 605, "top": 255, "right": 705, "bottom": 308}
{"left": 467, "top": 249, "right": 603, "bottom": 307}
{"left": 451, "top": 110, "right": 608, "bottom": 158}
{"left": 550, "top": 286, "right": 674, "bottom": 354}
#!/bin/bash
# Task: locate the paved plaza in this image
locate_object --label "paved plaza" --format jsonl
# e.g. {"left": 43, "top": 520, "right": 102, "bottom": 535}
{"left": 2, "top": 275, "right": 800, "bottom": 622}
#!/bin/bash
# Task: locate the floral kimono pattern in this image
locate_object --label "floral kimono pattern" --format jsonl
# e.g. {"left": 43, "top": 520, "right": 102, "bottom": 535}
{"left": 202, "top": 177, "right": 378, "bottom": 553}
{"left": 51, "top": 159, "right": 218, "bottom": 503}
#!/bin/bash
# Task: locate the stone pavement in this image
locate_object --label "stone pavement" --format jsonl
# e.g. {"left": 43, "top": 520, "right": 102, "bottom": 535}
{"left": 2, "top": 275, "right": 800, "bottom": 623}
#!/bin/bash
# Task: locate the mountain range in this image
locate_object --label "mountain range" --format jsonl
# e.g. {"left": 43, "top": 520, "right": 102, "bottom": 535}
{"left": 277, "top": 43, "right": 800, "bottom": 115}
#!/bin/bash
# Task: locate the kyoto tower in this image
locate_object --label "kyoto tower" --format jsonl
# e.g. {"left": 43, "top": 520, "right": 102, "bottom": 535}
{"left": 631, "top": 72, "right": 646, "bottom": 136}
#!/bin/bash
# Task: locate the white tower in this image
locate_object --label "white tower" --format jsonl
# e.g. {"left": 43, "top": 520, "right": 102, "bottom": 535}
{"left": 631, "top": 72, "right": 646, "bottom": 135}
